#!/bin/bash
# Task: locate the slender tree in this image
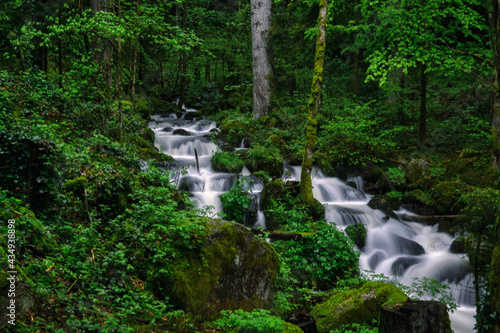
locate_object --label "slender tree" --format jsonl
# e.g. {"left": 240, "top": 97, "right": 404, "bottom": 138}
{"left": 300, "top": 0, "right": 328, "bottom": 206}
{"left": 250, "top": 0, "right": 273, "bottom": 119}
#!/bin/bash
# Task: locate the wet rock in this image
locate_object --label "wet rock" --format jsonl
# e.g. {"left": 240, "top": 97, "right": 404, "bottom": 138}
{"left": 345, "top": 223, "right": 367, "bottom": 250}
{"left": 391, "top": 257, "right": 423, "bottom": 276}
{"left": 152, "top": 220, "right": 280, "bottom": 320}
{"left": 311, "top": 282, "right": 408, "bottom": 333}
{"left": 449, "top": 237, "right": 465, "bottom": 254}
{"left": 368, "top": 195, "right": 399, "bottom": 219}
{"left": 183, "top": 111, "right": 201, "bottom": 120}
{"left": 379, "top": 300, "right": 452, "bottom": 333}
{"left": 161, "top": 127, "right": 174, "bottom": 132}
{"left": 392, "top": 234, "right": 425, "bottom": 256}
{"left": 172, "top": 128, "right": 191, "bottom": 136}
{"left": 368, "top": 250, "right": 388, "bottom": 270}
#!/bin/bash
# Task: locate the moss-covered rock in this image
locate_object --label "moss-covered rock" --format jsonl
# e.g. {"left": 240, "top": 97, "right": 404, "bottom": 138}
{"left": 153, "top": 220, "right": 280, "bottom": 320}
{"left": 260, "top": 179, "right": 286, "bottom": 211}
{"left": 211, "top": 151, "right": 244, "bottom": 173}
{"left": 283, "top": 322, "right": 303, "bottom": 332}
{"left": 219, "top": 118, "right": 248, "bottom": 146}
{"left": 406, "top": 159, "right": 429, "bottom": 184}
{"left": 379, "top": 300, "right": 452, "bottom": 333}
{"left": 245, "top": 146, "right": 284, "bottom": 178}
{"left": 345, "top": 223, "right": 367, "bottom": 250}
{"left": 368, "top": 195, "right": 399, "bottom": 219}
{"left": 430, "top": 180, "right": 465, "bottom": 214}
{"left": 311, "top": 282, "right": 409, "bottom": 333}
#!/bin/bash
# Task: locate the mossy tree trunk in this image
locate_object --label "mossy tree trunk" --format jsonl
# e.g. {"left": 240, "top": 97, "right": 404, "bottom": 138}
{"left": 487, "top": 0, "right": 500, "bottom": 168}
{"left": 250, "top": 0, "right": 273, "bottom": 119}
{"left": 300, "top": 0, "right": 328, "bottom": 206}
{"left": 418, "top": 62, "right": 427, "bottom": 147}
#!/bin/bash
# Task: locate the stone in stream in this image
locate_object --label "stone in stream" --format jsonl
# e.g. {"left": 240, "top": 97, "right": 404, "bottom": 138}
{"left": 150, "top": 219, "right": 280, "bottom": 320}
{"left": 345, "top": 223, "right": 367, "bottom": 250}
{"left": 379, "top": 300, "right": 452, "bottom": 333}
{"left": 368, "top": 195, "right": 399, "bottom": 220}
{"left": 391, "top": 257, "right": 423, "bottom": 276}
{"left": 161, "top": 127, "right": 174, "bottom": 132}
{"left": 172, "top": 128, "right": 191, "bottom": 136}
{"left": 391, "top": 234, "right": 425, "bottom": 256}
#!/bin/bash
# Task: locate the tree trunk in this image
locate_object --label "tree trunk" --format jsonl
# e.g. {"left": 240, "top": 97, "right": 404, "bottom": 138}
{"left": 490, "top": 0, "right": 500, "bottom": 168}
{"left": 116, "top": 0, "right": 123, "bottom": 141}
{"left": 492, "top": 68, "right": 500, "bottom": 168}
{"left": 205, "top": 62, "right": 210, "bottom": 83}
{"left": 300, "top": 0, "right": 328, "bottom": 206}
{"left": 250, "top": 0, "right": 273, "bottom": 119}
{"left": 418, "top": 62, "right": 427, "bottom": 147}
{"left": 490, "top": 215, "right": 500, "bottom": 332}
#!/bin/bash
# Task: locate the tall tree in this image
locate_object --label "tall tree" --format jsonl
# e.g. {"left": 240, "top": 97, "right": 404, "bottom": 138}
{"left": 354, "top": 0, "right": 486, "bottom": 147}
{"left": 300, "top": 0, "right": 328, "bottom": 206}
{"left": 250, "top": 0, "right": 273, "bottom": 119}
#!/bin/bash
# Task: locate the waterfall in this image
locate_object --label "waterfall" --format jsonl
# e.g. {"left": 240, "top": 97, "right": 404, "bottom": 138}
{"left": 150, "top": 111, "right": 476, "bottom": 333}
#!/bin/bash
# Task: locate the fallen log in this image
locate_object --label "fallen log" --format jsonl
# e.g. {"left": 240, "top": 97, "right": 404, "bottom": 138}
{"left": 399, "top": 214, "right": 458, "bottom": 223}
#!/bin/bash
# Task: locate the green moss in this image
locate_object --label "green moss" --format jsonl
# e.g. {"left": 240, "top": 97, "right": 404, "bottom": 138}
{"left": 311, "top": 282, "right": 408, "bottom": 333}
{"left": 64, "top": 176, "right": 88, "bottom": 190}
{"left": 154, "top": 220, "right": 279, "bottom": 320}
{"left": 245, "top": 146, "right": 284, "bottom": 178}
{"left": 283, "top": 322, "right": 303, "bottom": 332}
{"left": 0, "top": 270, "right": 10, "bottom": 290}
{"left": 430, "top": 180, "right": 465, "bottom": 214}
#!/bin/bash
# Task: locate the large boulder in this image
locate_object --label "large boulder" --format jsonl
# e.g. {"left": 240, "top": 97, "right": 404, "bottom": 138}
{"left": 153, "top": 220, "right": 280, "bottom": 320}
{"left": 379, "top": 300, "right": 452, "bottom": 333}
{"left": 311, "top": 282, "right": 408, "bottom": 333}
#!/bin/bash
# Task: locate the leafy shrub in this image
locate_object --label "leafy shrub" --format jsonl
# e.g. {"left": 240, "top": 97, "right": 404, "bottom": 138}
{"left": 273, "top": 221, "right": 360, "bottom": 290}
{"left": 219, "top": 178, "right": 253, "bottom": 224}
{"left": 208, "top": 309, "right": 289, "bottom": 332}
{"left": 212, "top": 150, "right": 244, "bottom": 173}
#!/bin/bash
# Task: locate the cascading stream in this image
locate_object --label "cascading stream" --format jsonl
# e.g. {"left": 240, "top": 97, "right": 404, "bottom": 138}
{"left": 151, "top": 108, "right": 476, "bottom": 333}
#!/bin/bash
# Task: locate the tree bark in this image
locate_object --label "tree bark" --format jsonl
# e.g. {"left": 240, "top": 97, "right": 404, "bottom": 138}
{"left": 300, "top": 0, "right": 328, "bottom": 206}
{"left": 250, "top": 0, "right": 273, "bottom": 119}
{"left": 178, "top": 1, "right": 187, "bottom": 109}
{"left": 418, "top": 62, "right": 427, "bottom": 147}
{"left": 487, "top": 0, "right": 500, "bottom": 168}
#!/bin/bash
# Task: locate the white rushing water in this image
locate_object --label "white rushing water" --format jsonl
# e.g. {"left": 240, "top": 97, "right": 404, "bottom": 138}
{"left": 150, "top": 109, "right": 476, "bottom": 333}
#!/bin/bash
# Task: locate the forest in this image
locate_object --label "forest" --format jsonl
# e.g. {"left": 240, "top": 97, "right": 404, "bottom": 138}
{"left": 1, "top": 0, "right": 500, "bottom": 332}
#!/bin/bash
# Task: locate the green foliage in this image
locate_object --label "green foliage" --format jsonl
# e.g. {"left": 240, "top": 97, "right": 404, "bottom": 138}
{"left": 208, "top": 309, "right": 290, "bottom": 333}
{"left": 329, "top": 322, "right": 379, "bottom": 333}
{"left": 316, "top": 100, "right": 397, "bottom": 166}
{"left": 219, "top": 178, "right": 253, "bottom": 224}
{"left": 362, "top": 271, "right": 458, "bottom": 312}
{"left": 273, "top": 221, "right": 360, "bottom": 290}
{"left": 212, "top": 150, "right": 244, "bottom": 173}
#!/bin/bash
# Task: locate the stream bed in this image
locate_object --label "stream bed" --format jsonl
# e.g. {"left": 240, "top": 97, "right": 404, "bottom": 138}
{"left": 149, "top": 109, "right": 476, "bottom": 333}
